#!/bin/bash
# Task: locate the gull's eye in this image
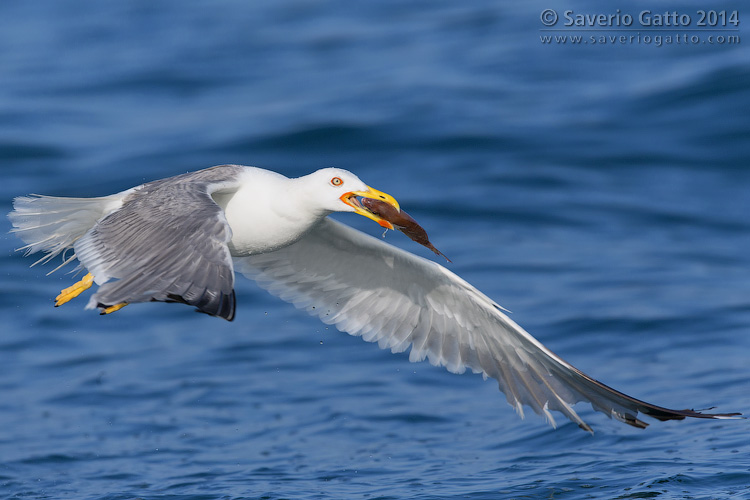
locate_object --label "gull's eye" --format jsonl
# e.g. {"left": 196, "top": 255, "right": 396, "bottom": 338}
{"left": 330, "top": 176, "right": 343, "bottom": 187}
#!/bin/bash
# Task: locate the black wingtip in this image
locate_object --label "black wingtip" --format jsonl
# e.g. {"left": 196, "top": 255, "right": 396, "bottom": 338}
{"left": 168, "top": 289, "right": 236, "bottom": 321}
{"left": 217, "top": 290, "right": 235, "bottom": 321}
{"left": 578, "top": 422, "right": 594, "bottom": 434}
{"left": 640, "top": 406, "right": 743, "bottom": 422}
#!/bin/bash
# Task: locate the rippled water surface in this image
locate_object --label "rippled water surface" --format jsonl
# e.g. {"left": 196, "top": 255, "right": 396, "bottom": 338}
{"left": 1, "top": 1, "right": 749, "bottom": 499}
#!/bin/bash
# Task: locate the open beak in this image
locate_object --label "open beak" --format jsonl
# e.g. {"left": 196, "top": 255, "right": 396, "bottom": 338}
{"left": 340, "top": 186, "right": 400, "bottom": 230}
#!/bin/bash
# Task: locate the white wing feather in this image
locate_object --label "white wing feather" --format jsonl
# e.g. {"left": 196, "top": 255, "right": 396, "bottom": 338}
{"left": 235, "top": 218, "right": 739, "bottom": 432}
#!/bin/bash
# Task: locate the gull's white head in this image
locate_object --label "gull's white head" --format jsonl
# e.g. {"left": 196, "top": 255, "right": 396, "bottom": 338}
{"left": 301, "top": 168, "right": 400, "bottom": 229}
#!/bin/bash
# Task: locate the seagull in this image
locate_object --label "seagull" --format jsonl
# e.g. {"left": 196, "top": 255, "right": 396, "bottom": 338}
{"left": 8, "top": 164, "right": 741, "bottom": 432}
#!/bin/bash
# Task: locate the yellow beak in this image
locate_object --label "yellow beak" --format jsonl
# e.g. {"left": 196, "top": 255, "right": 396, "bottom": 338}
{"left": 340, "top": 185, "right": 400, "bottom": 229}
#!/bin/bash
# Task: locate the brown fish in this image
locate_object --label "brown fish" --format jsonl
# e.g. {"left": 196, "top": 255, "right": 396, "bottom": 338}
{"left": 360, "top": 197, "right": 451, "bottom": 263}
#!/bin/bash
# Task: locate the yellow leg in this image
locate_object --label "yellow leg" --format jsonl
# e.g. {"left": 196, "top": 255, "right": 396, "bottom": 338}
{"left": 55, "top": 272, "right": 94, "bottom": 307}
{"left": 102, "top": 302, "right": 128, "bottom": 315}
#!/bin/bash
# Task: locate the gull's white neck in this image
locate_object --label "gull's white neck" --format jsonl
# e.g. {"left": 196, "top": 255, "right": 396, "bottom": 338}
{"left": 213, "top": 167, "right": 330, "bottom": 256}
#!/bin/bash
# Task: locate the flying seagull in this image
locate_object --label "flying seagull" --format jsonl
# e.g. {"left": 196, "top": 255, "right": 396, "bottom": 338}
{"left": 8, "top": 164, "right": 741, "bottom": 432}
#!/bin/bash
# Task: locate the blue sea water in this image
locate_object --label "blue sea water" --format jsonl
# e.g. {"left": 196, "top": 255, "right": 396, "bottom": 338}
{"left": 1, "top": 1, "right": 749, "bottom": 498}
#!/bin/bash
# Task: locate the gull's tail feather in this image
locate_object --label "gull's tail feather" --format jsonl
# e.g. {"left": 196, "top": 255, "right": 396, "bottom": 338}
{"left": 8, "top": 192, "right": 130, "bottom": 271}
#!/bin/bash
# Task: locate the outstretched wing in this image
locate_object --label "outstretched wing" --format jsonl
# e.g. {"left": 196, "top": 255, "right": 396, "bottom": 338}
{"left": 74, "top": 165, "right": 244, "bottom": 321}
{"left": 235, "top": 218, "right": 740, "bottom": 431}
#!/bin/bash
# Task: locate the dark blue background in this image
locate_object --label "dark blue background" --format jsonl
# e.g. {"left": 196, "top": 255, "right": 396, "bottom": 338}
{"left": 1, "top": 1, "right": 749, "bottom": 498}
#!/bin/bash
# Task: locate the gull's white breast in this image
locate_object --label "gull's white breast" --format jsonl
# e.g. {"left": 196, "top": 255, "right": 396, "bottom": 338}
{"left": 213, "top": 167, "right": 322, "bottom": 256}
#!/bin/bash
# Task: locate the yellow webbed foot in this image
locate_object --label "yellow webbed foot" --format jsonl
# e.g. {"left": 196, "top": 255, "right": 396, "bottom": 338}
{"left": 101, "top": 302, "right": 128, "bottom": 315}
{"left": 55, "top": 272, "right": 94, "bottom": 307}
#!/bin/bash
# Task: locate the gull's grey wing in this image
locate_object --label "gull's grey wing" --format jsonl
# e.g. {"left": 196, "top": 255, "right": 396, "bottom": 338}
{"left": 235, "top": 218, "right": 741, "bottom": 431}
{"left": 74, "top": 165, "right": 245, "bottom": 320}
